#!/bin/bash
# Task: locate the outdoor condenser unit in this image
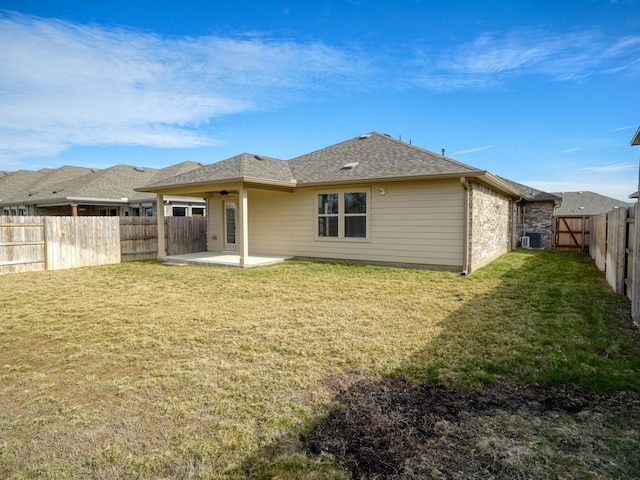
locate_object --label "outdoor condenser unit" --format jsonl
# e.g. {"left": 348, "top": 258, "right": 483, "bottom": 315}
{"left": 525, "top": 232, "right": 544, "bottom": 249}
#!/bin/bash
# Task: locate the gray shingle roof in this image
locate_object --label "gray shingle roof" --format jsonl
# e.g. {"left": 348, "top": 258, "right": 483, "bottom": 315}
{"left": 553, "top": 191, "right": 632, "bottom": 215}
{"left": 138, "top": 132, "right": 485, "bottom": 192}
{"left": 0, "top": 169, "right": 50, "bottom": 202}
{"left": 141, "top": 153, "right": 294, "bottom": 189}
{"left": 0, "top": 166, "right": 95, "bottom": 204}
{"left": 289, "top": 132, "right": 481, "bottom": 184}
{"left": 499, "top": 178, "right": 561, "bottom": 202}
{"left": 0, "top": 161, "right": 204, "bottom": 205}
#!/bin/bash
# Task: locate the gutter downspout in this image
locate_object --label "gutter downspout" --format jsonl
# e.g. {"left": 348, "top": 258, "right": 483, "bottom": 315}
{"left": 513, "top": 196, "right": 524, "bottom": 250}
{"left": 460, "top": 177, "right": 470, "bottom": 276}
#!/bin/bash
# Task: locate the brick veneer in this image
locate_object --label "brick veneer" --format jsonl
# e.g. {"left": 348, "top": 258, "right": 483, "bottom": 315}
{"left": 468, "top": 181, "right": 512, "bottom": 272}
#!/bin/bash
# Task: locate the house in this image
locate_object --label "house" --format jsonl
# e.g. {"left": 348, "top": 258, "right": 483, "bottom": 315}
{"left": 553, "top": 191, "right": 632, "bottom": 216}
{"left": 500, "top": 178, "right": 561, "bottom": 249}
{"left": 0, "top": 162, "right": 207, "bottom": 217}
{"left": 137, "top": 132, "right": 525, "bottom": 273}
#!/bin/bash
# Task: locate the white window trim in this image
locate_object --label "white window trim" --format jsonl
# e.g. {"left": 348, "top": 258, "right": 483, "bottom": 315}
{"left": 315, "top": 187, "right": 370, "bottom": 242}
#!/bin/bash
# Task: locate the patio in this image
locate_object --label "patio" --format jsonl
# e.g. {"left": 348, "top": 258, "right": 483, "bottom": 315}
{"left": 159, "top": 251, "right": 292, "bottom": 268}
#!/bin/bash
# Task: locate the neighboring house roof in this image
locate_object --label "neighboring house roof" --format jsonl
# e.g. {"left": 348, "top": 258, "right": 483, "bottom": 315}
{"left": 499, "top": 178, "right": 561, "bottom": 202}
{"left": 631, "top": 126, "right": 640, "bottom": 146}
{"left": 553, "top": 191, "right": 632, "bottom": 215}
{"left": 0, "top": 167, "right": 93, "bottom": 203}
{"left": 137, "top": 132, "right": 520, "bottom": 197}
{"left": 0, "top": 161, "right": 206, "bottom": 207}
{"left": 0, "top": 169, "right": 51, "bottom": 202}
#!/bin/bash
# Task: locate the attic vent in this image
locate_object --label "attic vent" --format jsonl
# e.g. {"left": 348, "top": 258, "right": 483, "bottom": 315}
{"left": 28, "top": 191, "right": 39, "bottom": 196}
{"left": 91, "top": 169, "right": 98, "bottom": 173}
{"left": 198, "top": 162, "right": 207, "bottom": 167}
{"left": 358, "top": 134, "right": 371, "bottom": 139}
{"left": 133, "top": 166, "right": 145, "bottom": 172}
{"left": 341, "top": 162, "right": 359, "bottom": 170}
{"left": 253, "top": 155, "right": 263, "bottom": 161}
{"left": 52, "top": 189, "right": 63, "bottom": 194}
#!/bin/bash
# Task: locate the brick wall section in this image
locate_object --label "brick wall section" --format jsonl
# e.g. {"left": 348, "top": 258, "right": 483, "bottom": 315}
{"left": 32, "top": 206, "right": 71, "bottom": 216}
{"left": 468, "top": 182, "right": 512, "bottom": 272}
{"left": 517, "top": 201, "right": 555, "bottom": 249}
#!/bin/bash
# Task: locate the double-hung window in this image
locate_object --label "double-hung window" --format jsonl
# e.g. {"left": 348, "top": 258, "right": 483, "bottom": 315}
{"left": 317, "top": 190, "right": 369, "bottom": 239}
{"left": 317, "top": 193, "right": 339, "bottom": 237}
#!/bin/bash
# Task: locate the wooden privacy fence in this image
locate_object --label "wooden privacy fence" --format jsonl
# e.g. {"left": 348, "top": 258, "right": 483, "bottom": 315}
{"left": 589, "top": 203, "right": 640, "bottom": 326}
{"left": 555, "top": 216, "right": 590, "bottom": 252}
{"left": 0, "top": 216, "right": 47, "bottom": 274}
{"left": 0, "top": 216, "right": 207, "bottom": 275}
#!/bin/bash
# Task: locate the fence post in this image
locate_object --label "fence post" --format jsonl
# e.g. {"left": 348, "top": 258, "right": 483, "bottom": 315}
{"left": 633, "top": 203, "right": 640, "bottom": 326}
{"left": 606, "top": 207, "right": 627, "bottom": 295}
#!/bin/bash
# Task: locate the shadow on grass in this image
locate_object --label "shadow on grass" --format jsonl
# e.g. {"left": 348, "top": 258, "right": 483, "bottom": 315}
{"left": 231, "top": 251, "right": 640, "bottom": 479}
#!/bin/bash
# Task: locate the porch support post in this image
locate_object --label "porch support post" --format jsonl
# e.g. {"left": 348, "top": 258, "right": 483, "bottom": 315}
{"left": 239, "top": 186, "right": 249, "bottom": 266}
{"left": 157, "top": 193, "right": 167, "bottom": 257}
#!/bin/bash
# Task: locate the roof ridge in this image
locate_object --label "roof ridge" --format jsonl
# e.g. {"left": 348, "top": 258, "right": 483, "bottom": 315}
{"left": 368, "top": 131, "right": 482, "bottom": 172}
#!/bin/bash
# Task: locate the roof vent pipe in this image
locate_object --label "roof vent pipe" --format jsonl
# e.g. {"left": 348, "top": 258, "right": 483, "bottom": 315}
{"left": 442, "top": 148, "right": 446, "bottom": 156}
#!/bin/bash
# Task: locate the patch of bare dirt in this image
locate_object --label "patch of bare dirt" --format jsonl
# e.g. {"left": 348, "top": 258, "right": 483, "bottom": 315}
{"left": 302, "top": 373, "right": 640, "bottom": 479}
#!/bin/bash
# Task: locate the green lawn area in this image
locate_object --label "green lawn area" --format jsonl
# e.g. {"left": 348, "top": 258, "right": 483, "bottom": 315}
{"left": 1, "top": 250, "right": 639, "bottom": 479}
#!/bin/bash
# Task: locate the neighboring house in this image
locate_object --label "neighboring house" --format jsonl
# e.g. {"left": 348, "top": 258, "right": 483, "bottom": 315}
{"left": 137, "top": 132, "right": 526, "bottom": 274}
{"left": 552, "top": 191, "right": 632, "bottom": 216}
{"left": 500, "top": 178, "right": 561, "bottom": 249}
{"left": 0, "top": 162, "right": 207, "bottom": 217}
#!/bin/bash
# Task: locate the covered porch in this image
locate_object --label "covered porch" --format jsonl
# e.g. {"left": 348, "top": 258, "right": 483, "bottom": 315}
{"left": 159, "top": 251, "right": 292, "bottom": 268}
{"left": 133, "top": 154, "right": 298, "bottom": 267}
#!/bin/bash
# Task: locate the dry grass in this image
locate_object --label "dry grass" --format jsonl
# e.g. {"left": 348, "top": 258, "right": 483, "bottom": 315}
{"left": 0, "top": 251, "right": 638, "bottom": 479}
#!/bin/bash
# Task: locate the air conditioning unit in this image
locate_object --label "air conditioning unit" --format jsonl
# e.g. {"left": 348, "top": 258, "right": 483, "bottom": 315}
{"left": 520, "top": 236, "right": 530, "bottom": 248}
{"left": 525, "top": 232, "right": 543, "bottom": 249}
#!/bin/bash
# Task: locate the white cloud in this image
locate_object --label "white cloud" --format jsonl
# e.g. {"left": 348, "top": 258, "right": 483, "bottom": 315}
{"left": 610, "top": 125, "right": 638, "bottom": 132}
{"left": 564, "top": 148, "right": 581, "bottom": 153}
{"left": 453, "top": 145, "right": 495, "bottom": 155}
{"left": 409, "top": 28, "right": 640, "bottom": 90}
{"left": 0, "top": 12, "right": 371, "bottom": 163}
{"left": 520, "top": 161, "right": 638, "bottom": 202}
{"left": 578, "top": 162, "right": 636, "bottom": 173}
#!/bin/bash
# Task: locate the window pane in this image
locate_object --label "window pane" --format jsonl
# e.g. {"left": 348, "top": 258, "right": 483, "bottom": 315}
{"left": 344, "top": 192, "right": 366, "bottom": 214}
{"left": 318, "top": 216, "right": 338, "bottom": 237}
{"left": 318, "top": 194, "right": 339, "bottom": 214}
{"left": 345, "top": 216, "right": 366, "bottom": 237}
{"left": 226, "top": 203, "right": 236, "bottom": 244}
{"left": 173, "top": 207, "right": 186, "bottom": 216}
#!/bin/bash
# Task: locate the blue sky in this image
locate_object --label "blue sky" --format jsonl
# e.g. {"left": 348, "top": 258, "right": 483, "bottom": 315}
{"left": 0, "top": 0, "right": 638, "bottom": 201}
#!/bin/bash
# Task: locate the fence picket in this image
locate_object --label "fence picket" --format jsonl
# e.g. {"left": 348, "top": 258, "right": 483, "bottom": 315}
{"left": 0, "top": 216, "right": 206, "bottom": 275}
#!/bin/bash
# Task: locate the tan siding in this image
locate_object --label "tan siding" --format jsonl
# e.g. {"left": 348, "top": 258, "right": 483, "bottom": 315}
{"left": 248, "top": 179, "right": 465, "bottom": 268}
{"left": 206, "top": 197, "right": 224, "bottom": 251}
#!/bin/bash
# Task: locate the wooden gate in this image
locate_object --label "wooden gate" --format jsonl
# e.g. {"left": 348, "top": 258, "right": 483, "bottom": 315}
{"left": 555, "top": 216, "right": 590, "bottom": 252}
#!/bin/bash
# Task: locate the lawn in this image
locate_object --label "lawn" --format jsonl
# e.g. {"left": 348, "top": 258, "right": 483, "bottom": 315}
{"left": 0, "top": 250, "right": 639, "bottom": 479}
